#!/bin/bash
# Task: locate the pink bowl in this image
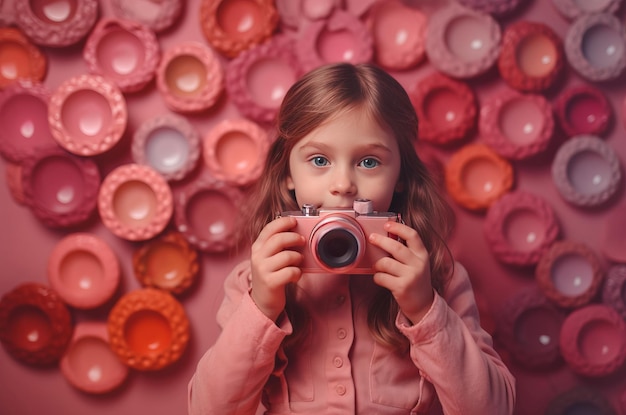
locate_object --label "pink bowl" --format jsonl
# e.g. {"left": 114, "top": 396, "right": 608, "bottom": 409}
{"left": 14, "top": 0, "right": 98, "bottom": 47}
{"left": 296, "top": 9, "right": 373, "bottom": 73}
{"left": 551, "top": 135, "right": 622, "bottom": 207}
{"left": 0, "top": 27, "right": 47, "bottom": 88}
{"left": 275, "top": 0, "right": 341, "bottom": 28}
{"left": 445, "top": 144, "right": 514, "bottom": 211}
{"left": 564, "top": 12, "right": 626, "bottom": 82}
{"left": 365, "top": 0, "right": 426, "bottom": 70}
{"left": 156, "top": 42, "right": 224, "bottom": 113}
{"left": 535, "top": 240, "right": 604, "bottom": 309}
{"left": 551, "top": 0, "right": 622, "bottom": 21}
{"left": 98, "top": 163, "right": 173, "bottom": 241}
{"left": 174, "top": 177, "right": 244, "bottom": 253}
{"left": 409, "top": 72, "right": 477, "bottom": 146}
{"left": 0, "top": 81, "right": 56, "bottom": 162}
{"left": 60, "top": 321, "right": 129, "bottom": 394}
{"left": 203, "top": 118, "right": 270, "bottom": 187}
{"left": 131, "top": 113, "right": 201, "bottom": 182}
{"left": 84, "top": 18, "right": 160, "bottom": 93}
{"left": 21, "top": 147, "right": 101, "bottom": 228}
{"left": 484, "top": 191, "right": 560, "bottom": 267}
{"left": 497, "top": 287, "right": 566, "bottom": 370}
{"left": 0, "top": 283, "right": 73, "bottom": 366}
{"left": 48, "top": 74, "right": 128, "bottom": 156}
{"left": 47, "top": 233, "right": 120, "bottom": 310}
{"left": 226, "top": 34, "right": 301, "bottom": 124}
{"left": 479, "top": 90, "right": 554, "bottom": 160}
{"left": 199, "top": 0, "right": 279, "bottom": 58}
{"left": 132, "top": 231, "right": 199, "bottom": 295}
{"left": 425, "top": 3, "right": 502, "bottom": 78}
{"left": 110, "top": 0, "right": 183, "bottom": 33}
{"left": 559, "top": 304, "right": 626, "bottom": 377}
{"left": 554, "top": 85, "right": 611, "bottom": 137}
{"left": 497, "top": 20, "right": 564, "bottom": 92}
{"left": 107, "top": 288, "right": 190, "bottom": 371}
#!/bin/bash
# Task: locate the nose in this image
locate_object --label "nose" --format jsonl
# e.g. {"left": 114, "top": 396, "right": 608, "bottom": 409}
{"left": 330, "top": 167, "right": 356, "bottom": 195}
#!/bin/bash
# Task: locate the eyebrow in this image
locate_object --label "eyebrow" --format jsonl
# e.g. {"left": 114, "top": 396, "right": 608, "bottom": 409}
{"left": 297, "top": 141, "right": 393, "bottom": 154}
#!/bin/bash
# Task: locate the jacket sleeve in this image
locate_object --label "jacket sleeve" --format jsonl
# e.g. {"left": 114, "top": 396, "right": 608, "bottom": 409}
{"left": 188, "top": 260, "right": 291, "bottom": 415}
{"left": 396, "top": 262, "right": 516, "bottom": 415}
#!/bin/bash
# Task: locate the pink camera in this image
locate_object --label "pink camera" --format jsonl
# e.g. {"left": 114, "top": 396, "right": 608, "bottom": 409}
{"left": 280, "top": 199, "right": 400, "bottom": 274}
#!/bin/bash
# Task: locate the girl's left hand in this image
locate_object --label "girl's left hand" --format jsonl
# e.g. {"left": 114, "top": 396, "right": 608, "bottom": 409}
{"left": 368, "top": 221, "right": 434, "bottom": 325}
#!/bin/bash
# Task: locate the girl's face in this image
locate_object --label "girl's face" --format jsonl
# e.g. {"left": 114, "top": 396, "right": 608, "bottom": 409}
{"left": 286, "top": 108, "right": 402, "bottom": 212}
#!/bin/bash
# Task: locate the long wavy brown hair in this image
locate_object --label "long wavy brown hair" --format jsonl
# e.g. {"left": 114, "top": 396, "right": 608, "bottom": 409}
{"left": 237, "top": 62, "right": 454, "bottom": 351}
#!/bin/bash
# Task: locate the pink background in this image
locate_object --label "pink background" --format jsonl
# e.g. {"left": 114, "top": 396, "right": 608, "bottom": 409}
{"left": 1, "top": 0, "right": 626, "bottom": 414}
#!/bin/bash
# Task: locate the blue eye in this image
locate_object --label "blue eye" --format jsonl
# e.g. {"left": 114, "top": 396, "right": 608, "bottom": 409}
{"left": 312, "top": 156, "right": 328, "bottom": 167}
{"left": 360, "top": 158, "right": 379, "bottom": 169}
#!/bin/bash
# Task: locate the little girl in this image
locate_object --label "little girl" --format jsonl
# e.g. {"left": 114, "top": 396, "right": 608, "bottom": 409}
{"left": 188, "top": 63, "right": 516, "bottom": 414}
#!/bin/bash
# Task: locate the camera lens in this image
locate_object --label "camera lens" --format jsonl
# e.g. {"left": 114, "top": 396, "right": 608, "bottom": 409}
{"left": 317, "top": 228, "right": 359, "bottom": 269}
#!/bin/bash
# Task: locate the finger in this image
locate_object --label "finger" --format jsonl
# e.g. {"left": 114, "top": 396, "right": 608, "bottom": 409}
{"left": 254, "top": 249, "right": 303, "bottom": 276}
{"left": 372, "top": 222, "right": 428, "bottom": 260}
{"left": 369, "top": 232, "right": 406, "bottom": 258}
{"left": 274, "top": 266, "right": 303, "bottom": 285}
{"left": 372, "top": 270, "right": 402, "bottom": 291}
{"left": 370, "top": 232, "right": 429, "bottom": 277}
{"left": 376, "top": 252, "right": 428, "bottom": 282}
{"left": 369, "top": 231, "right": 418, "bottom": 267}
{"left": 384, "top": 222, "right": 427, "bottom": 253}
{"left": 252, "top": 218, "right": 305, "bottom": 258}
{"left": 372, "top": 268, "right": 420, "bottom": 296}
{"left": 256, "top": 216, "right": 298, "bottom": 244}
{"left": 256, "top": 265, "right": 303, "bottom": 290}
{"left": 253, "top": 231, "right": 305, "bottom": 257}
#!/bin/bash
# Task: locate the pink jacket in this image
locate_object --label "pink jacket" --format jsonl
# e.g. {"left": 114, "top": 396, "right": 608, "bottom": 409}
{"left": 188, "top": 260, "right": 516, "bottom": 415}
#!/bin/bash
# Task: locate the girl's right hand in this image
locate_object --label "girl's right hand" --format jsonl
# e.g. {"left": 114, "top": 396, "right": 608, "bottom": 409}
{"left": 250, "top": 216, "right": 305, "bottom": 321}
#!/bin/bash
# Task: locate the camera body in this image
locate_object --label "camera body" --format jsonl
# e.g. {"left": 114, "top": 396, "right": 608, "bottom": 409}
{"left": 280, "top": 199, "right": 400, "bottom": 274}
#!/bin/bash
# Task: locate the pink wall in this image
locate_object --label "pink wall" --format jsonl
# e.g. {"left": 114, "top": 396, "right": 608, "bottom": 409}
{"left": 1, "top": 0, "right": 625, "bottom": 414}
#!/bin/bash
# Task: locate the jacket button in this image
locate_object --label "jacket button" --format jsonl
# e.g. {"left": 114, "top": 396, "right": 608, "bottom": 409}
{"left": 336, "top": 384, "right": 346, "bottom": 396}
{"left": 337, "top": 328, "right": 347, "bottom": 339}
{"left": 333, "top": 356, "right": 343, "bottom": 367}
